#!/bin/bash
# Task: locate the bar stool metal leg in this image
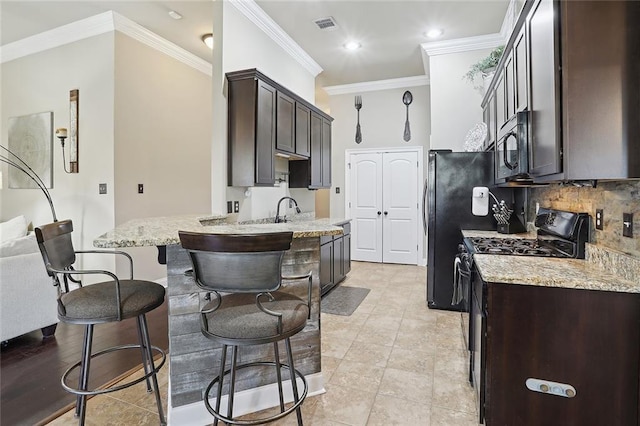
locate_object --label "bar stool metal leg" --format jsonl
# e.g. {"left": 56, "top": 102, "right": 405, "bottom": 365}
{"left": 138, "top": 315, "right": 166, "bottom": 426}
{"left": 213, "top": 344, "right": 228, "bottom": 426}
{"left": 285, "top": 337, "right": 303, "bottom": 426}
{"left": 227, "top": 346, "right": 239, "bottom": 420}
{"left": 273, "top": 341, "right": 286, "bottom": 412}
{"left": 75, "top": 324, "right": 94, "bottom": 424}
{"left": 136, "top": 316, "right": 152, "bottom": 392}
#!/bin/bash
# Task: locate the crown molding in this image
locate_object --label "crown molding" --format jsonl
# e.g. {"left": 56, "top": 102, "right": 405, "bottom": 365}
{"left": 500, "top": 0, "right": 520, "bottom": 40}
{"left": 0, "top": 11, "right": 212, "bottom": 76}
{"left": 112, "top": 13, "right": 212, "bottom": 76}
{"left": 323, "top": 75, "right": 429, "bottom": 96}
{"left": 421, "top": 0, "right": 518, "bottom": 58}
{"left": 421, "top": 32, "right": 506, "bottom": 57}
{"left": 228, "top": 0, "right": 323, "bottom": 77}
{"left": 0, "top": 12, "right": 115, "bottom": 64}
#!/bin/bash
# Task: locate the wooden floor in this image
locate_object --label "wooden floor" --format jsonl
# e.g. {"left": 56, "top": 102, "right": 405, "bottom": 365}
{"left": 0, "top": 300, "right": 168, "bottom": 426}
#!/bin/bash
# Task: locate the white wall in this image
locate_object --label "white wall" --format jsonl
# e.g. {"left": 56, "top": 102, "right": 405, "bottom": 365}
{"left": 113, "top": 33, "right": 213, "bottom": 279}
{"left": 221, "top": 3, "right": 315, "bottom": 103}
{"left": 327, "top": 84, "right": 431, "bottom": 218}
{"left": 215, "top": 2, "right": 319, "bottom": 220}
{"left": 1, "top": 30, "right": 214, "bottom": 281}
{"left": 429, "top": 49, "right": 492, "bottom": 151}
{"left": 1, "top": 33, "right": 116, "bottom": 274}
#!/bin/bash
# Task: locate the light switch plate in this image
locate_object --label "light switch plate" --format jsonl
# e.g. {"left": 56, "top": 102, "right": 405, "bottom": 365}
{"left": 623, "top": 213, "right": 633, "bottom": 238}
{"left": 595, "top": 209, "right": 603, "bottom": 230}
{"left": 99, "top": 183, "right": 107, "bottom": 194}
{"left": 138, "top": 183, "right": 144, "bottom": 194}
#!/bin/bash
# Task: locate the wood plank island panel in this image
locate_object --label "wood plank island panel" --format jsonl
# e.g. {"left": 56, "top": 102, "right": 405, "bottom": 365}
{"left": 166, "top": 237, "right": 322, "bottom": 408}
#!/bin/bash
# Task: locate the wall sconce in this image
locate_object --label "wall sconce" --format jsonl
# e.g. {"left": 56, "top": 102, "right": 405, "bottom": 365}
{"left": 56, "top": 127, "right": 71, "bottom": 173}
{"left": 57, "top": 89, "right": 79, "bottom": 173}
{"left": 202, "top": 33, "right": 213, "bottom": 49}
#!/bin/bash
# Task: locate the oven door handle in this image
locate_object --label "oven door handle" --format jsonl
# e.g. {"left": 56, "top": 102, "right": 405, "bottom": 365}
{"left": 452, "top": 256, "right": 468, "bottom": 306}
{"left": 503, "top": 131, "right": 519, "bottom": 170}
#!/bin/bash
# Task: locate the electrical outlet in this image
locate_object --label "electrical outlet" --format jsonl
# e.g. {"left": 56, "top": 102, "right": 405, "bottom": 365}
{"left": 99, "top": 183, "right": 107, "bottom": 194}
{"left": 138, "top": 183, "right": 144, "bottom": 194}
{"left": 234, "top": 201, "right": 240, "bottom": 213}
{"left": 336, "top": 187, "right": 340, "bottom": 194}
{"left": 227, "top": 201, "right": 233, "bottom": 214}
{"left": 623, "top": 213, "right": 633, "bottom": 238}
{"left": 595, "top": 209, "right": 603, "bottom": 230}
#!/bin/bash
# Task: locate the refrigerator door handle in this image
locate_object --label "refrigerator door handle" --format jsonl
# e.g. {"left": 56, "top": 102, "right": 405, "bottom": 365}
{"left": 422, "top": 178, "right": 428, "bottom": 235}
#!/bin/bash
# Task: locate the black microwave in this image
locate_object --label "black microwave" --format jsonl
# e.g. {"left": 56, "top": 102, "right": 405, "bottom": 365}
{"left": 495, "top": 110, "right": 530, "bottom": 183}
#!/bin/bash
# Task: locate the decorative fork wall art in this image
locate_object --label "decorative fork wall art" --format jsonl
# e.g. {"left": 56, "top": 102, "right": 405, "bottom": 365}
{"left": 354, "top": 95, "right": 362, "bottom": 144}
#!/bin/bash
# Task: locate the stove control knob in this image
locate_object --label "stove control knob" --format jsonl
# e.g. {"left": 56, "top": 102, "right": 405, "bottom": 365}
{"left": 565, "top": 388, "right": 576, "bottom": 398}
{"left": 539, "top": 384, "right": 549, "bottom": 392}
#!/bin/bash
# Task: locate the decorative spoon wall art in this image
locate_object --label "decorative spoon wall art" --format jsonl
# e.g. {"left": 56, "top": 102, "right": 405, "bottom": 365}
{"left": 354, "top": 95, "right": 362, "bottom": 144}
{"left": 402, "top": 90, "right": 413, "bottom": 141}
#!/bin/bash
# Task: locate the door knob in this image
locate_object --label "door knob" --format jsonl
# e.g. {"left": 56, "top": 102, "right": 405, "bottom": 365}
{"left": 384, "top": 211, "right": 388, "bottom": 216}
{"left": 377, "top": 211, "right": 382, "bottom": 216}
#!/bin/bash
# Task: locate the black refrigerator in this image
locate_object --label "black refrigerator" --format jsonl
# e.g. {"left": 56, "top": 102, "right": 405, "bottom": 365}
{"left": 425, "top": 150, "right": 499, "bottom": 311}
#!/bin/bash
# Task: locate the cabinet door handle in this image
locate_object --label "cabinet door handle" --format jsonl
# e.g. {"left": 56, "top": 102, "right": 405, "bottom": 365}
{"left": 384, "top": 211, "right": 388, "bottom": 216}
{"left": 377, "top": 211, "right": 382, "bottom": 216}
{"left": 503, "top": 132, "right": 519, "bottom": 170}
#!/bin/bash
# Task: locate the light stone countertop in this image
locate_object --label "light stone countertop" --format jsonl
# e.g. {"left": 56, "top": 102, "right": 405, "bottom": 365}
{"left": 463, "top": 228, "right": 640, "bottom": 293}
{"left": 473, "top": 250, "right": 640, "bottom": 294}
{"left": 93, "top": 214, "right": 346, "bottom": 248}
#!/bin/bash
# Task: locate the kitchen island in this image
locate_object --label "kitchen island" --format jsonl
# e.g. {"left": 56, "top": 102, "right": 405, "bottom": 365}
{"left": 94, "top": 214, "right": 344, "bottom": 425}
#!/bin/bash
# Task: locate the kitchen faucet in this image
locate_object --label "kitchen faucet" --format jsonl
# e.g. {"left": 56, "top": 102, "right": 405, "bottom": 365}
{"left": 275, "top": 197, "right": 301, "bottom": 223}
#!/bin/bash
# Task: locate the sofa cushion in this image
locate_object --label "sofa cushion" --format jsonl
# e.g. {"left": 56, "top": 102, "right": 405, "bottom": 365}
{"left": 0, "top": 232, "right": 39, "bottom": 258}
{"left": 0, "top": 215, "right": 28, "bottom": 242}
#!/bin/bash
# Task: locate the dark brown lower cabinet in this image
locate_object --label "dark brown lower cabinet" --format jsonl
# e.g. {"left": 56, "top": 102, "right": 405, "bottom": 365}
{"left": 472, "top": 272, "right": 640, "bottom": 425}
{"left": 320, "top": 236, "right": 334, "bottom": 296}
{"left": 320, "top": 222, "right": 351, "bottom": 296}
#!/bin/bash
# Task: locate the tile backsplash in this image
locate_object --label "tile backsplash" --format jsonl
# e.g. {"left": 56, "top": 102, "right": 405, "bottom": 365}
{"left": 528, "top": 180, "right": 640, "bottom": 257}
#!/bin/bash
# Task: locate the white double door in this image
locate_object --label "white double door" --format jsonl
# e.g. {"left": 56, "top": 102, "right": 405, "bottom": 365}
{"left": 348, "top": 149, "right": 420, "bottom": 265}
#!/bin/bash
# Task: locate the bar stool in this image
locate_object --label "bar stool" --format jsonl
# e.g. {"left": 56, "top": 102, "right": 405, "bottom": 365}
{"left": 179, "top": 231, "right": 312, "bottom": 425}
{"left": 35, "top": 220, "right": 166, "bottom": 425}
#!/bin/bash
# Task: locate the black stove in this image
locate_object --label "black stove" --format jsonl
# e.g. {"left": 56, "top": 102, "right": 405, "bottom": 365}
{"left": 464, "top": 208, "right": 590, "bottom": 259}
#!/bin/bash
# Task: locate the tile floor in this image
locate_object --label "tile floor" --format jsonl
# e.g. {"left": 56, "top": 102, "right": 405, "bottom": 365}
{"left": 48, "top": 261, "right": 478, "bottom": 426}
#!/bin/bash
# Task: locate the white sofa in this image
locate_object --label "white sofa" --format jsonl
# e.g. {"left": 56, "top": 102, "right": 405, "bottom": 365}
{"left": 0, "top": 217, "right": 59, "bottom": 342}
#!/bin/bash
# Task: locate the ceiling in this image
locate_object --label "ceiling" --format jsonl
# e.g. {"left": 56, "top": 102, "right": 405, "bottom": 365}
{"left": 1, "top": 0, "right": 510, "bottom": 87}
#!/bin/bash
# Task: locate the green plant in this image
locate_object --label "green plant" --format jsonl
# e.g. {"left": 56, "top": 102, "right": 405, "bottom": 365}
{"left": 463, "top": 45, "right": 505, "bottom": 83}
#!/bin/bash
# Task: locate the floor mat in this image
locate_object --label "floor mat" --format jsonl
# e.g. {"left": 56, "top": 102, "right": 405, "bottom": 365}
{"left": 321, "top": 286, "right": 370, "bottom": 316}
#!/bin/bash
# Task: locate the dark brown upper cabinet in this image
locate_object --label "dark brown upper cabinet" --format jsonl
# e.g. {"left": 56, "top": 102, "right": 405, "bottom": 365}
{"left": 483, "top": 91, "right": 497, "bottom": 151}
{"left": 482, "top": 0, "right": 640, "bottom": 182}
{"left": 227, "top": 72, "right": 276, "bottom": 186}
{"left": 276, "top": 91, "right": 295, "bottom": 154}
{"left": 514, "top": 28, "right": 528, "bottom": 114}
{"left": 526, "top": 0, "right": 562, "bottom": 178}
{"left": 310, "top": 112, "right": 332, "bottom": 189}
{"left": 227, "top": 69, "right": 333, "bottom": 187}
{"left": 289, "top": 112, "right": 332, "bottom": 189}
{"left": 295, "top": 103, "right": 311, "bottom": 157}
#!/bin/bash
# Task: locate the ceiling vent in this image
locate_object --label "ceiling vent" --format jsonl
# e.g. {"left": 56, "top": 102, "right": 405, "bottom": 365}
{"left": 313, "top": 16, "right": 338, "bottom": 31}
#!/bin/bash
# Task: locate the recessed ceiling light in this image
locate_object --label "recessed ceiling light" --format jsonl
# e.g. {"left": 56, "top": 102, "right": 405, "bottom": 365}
{"left": 168, "top": 10, "right": 182, "bottom": 20}
{"left": 202, "top": 33, "right": 214, "bottom": 49}
{"left": 343, "top": 41, "right": 361, "bottom": 51}
{"left": 426, "top": 28, "right": 444, "bottom": 39}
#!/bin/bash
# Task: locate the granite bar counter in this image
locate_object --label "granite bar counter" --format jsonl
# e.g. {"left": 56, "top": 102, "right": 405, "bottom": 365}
{"left": 93, "top": 214, "right": 343, "bottom": 248}
{"left": 94, "top": 214, "right": 345, "bottom": 425}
